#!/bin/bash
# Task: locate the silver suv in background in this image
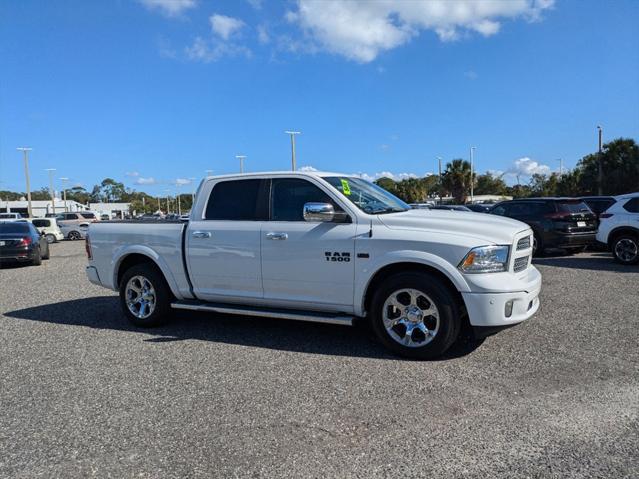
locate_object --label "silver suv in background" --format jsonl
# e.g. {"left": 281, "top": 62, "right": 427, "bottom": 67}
{"left": 56, "top": 211, "right": 99, "bottom": 227}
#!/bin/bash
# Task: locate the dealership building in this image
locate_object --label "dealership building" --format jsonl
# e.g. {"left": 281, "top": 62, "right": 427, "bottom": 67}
{"left": 0, "top": 199, "right": 89, "bottom": 218}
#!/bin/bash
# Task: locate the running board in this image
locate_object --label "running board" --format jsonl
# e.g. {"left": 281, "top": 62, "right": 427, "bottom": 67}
{"left": 170, "top": 300, "right": 354, "bottom": 326}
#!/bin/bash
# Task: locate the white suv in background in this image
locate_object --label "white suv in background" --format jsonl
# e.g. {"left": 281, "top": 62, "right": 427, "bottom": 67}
{"left": 596, "top": 192, "right": 639, "bottom": 264}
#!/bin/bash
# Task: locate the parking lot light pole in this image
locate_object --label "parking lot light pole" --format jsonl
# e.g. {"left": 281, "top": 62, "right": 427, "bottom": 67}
{"left": 45, "top": 168, "right": 56, "bottom": 215}
{"left": 470, "top": 147, "right": 476, "bottom": 203}
{"left": 236, "top": 155, "right": 246, "bottom": 173}
{"left": 597, "top": 125, "right": 603, "bottom": 195}
{"left": 285, "top": 131, "right": 300, "bottom": 171}
{"left": 556, "top": 159, "right": 563, "bottom": 177}
{"left": 59, "top": 177, "right": 69, "bottom": 212}
{"left": 17, "top": 147, "right": 33, "bottom": 218}
{"left": 436, "top": 156, "right": 443, "bottom": 205}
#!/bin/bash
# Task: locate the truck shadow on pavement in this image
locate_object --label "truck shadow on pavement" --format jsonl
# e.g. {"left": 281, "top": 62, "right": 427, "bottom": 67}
{"left": 5, "top": 296, "right": 483, "bottom": 361}
{"left": 533, "top": 253, "right": 637, "bottom": 273}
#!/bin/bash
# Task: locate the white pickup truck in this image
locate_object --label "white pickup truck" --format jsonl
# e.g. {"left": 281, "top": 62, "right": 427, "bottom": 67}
{"left": 86, "top": 171, "right": 541, "bottom": 359}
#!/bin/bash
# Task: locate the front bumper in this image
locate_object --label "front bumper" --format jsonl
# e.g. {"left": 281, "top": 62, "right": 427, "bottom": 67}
{"left": 462, "top": 266, "right": 541, "bottom": 327}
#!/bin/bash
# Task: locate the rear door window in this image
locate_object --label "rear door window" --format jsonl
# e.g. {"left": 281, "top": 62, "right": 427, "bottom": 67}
{"left": 205, "top": 179, "right": 266, "bottom": 220}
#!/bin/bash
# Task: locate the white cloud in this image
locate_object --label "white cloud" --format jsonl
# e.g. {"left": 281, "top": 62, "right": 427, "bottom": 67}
{"left": 299, "top": 165, "right": 319, "bottom": 172}
{"left": 135, "top": 177, "right": 157, "bottom": 185}
{"left": 125, "top": 171, "right": 140, "bottom": 177}
{"left": 185, "top": 36, "right": 251, "bottom": 63}
{"left": 464, "top": 70, "right": 478, "bottom": 80}
{"left": 299, "top": 165, "right": 426, "bottom": 181}
{"left": 257, "top": 24, "right": 270, "bottom": 44}
{"left": 508, "top": 157, "right": 551, "bottom": 178}
{"left": 139, "top": 0, "right": 196, "bottom": 17}
{"left": 247, "top": 0, "right": 263, "bottom": 10}
{"left": 210, "top": 14, "right": 245, "bottom": 40}
{"left": 288, "top": 0, "right": 555, "bottom": 62}
{"left": 175, "top": 178, "right": 192, "bottom": 186}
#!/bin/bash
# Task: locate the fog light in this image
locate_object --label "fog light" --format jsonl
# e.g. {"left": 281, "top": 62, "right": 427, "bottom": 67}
{"left": 505, "top": 300, "right": 514, "bottom": 318}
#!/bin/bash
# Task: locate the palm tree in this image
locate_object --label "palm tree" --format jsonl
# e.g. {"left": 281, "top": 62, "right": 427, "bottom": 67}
{"left": 442, "top": 159, "right": 472, "bottom": 203}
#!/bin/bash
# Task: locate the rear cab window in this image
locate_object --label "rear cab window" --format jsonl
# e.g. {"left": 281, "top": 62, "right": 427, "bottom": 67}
{"left": 204, "top": 179, "right": 267, "bottom": 220}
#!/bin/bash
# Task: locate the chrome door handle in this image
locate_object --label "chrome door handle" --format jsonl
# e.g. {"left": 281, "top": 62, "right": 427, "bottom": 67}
{"left": 192, "top": 231, "right": 211, "bottom": 239}
{"left": 266, "top": 232, "right": 288, "bottom": 240}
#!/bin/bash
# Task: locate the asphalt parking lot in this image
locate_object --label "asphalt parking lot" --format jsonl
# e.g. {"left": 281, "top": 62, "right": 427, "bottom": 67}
{"left": 1, "top": 241, "right": 638, "bottom": 478}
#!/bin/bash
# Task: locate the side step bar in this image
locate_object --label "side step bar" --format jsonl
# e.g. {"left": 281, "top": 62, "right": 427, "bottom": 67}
{"left": 171, "top": 300, "right": 354, "bottom": 326}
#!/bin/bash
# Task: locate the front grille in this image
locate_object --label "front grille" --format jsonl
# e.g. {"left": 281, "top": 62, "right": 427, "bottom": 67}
{"left": 517, "top": 236, "right": 531, "bottom": 250}
{"left": 513, "top": 256, "right": 529, "bottom": 273}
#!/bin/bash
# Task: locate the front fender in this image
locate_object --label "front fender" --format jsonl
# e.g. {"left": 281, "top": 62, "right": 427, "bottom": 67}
{"left": 354, "top": 250, "right": 470, "bottom": 317}
{"left": 111, "top": 244, "right": 184, "bottom": 300}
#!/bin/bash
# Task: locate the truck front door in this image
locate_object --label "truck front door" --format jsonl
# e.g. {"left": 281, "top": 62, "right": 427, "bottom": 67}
{"left": 260, "top": 177, "right": 356, "bottom": 311}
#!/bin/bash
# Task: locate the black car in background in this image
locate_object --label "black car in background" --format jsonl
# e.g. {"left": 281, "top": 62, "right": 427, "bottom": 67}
{"left": 578, "top": 196, "right": 617, "bottom": 219}
{"left": 489, "top": 198, "right": 597, "bottom": 256}
{"left": 429, "top": 205, "right": 472, "bottom": 212}
{"left": 0, "top": 221, "right": 50, "bottom": 266}
{"left": 466, "top": 203, "right": 493, "bottom": 213}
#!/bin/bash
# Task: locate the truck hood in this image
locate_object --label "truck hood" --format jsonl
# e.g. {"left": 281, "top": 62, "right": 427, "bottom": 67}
{"left": 377, "top": 209, "right": 529, "bottom": 245}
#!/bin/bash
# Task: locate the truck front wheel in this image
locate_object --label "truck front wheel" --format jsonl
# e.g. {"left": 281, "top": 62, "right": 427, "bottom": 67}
{"left": 370, "top": 272, "right": 461, "bottom": 359}
{"left": 119, "top": 264, "right": 172, "bottom": 327}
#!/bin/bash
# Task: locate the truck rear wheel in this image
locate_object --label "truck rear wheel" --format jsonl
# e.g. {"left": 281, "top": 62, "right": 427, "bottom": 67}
{"left": 119, "top": 263, "right": 172, "bottom": 327}
{"left": 370, "top": 272, "right": 461, "bottom": 359}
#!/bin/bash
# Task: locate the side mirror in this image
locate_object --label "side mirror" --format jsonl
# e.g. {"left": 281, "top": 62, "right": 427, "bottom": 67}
{"left": 303, "top": 202, "right": 335, "bottom": 222}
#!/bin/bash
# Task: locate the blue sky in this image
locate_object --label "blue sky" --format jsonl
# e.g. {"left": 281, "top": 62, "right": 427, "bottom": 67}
{"left": 1, "top": 0, "right": 638, "bottom": 195}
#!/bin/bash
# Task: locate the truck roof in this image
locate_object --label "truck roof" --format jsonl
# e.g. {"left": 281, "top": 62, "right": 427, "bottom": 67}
{"left": 204, "top": 171, "right": 356, "bottom": 180}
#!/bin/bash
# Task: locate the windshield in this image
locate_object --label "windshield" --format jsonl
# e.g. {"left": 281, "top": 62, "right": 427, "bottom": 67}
{"left": 0, "top": 222, "right": 30, "bottom": 233}
{"left": 324, "top": 176, "right": 409, "bottom": 214}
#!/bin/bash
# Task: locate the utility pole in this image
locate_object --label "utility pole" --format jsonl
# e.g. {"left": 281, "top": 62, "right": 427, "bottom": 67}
{"left": 285, "top": 131, "right": 301, "bottom": 171}
{"left": 157, "top": 197, "right": 161, "bottom": 213}
{"left": 189, "top": 178, "right": 197, "bottom": 205}
{"left": 17, "top": 147, "right": 33, "bottom": 218}
{"left": 59, "top": 177, "right": 69, "bottom": 212}
{"left": 176, "top": 184, "right": 182, "bottom": 216}
{"left": 436, "top": 156, "right": 443, "bottom": 205}
{"left": 45, "top": 168, "right": 56, "bottom": 215}
{"left": 597, "top": 125, "right": 603, "bottom": 195}
{"left": 469, "top": 146, "right": 476, "bottom": 203}
{"left": 556, "top": 159, "right": 563, "bottom": 177}
{"left": 236, "top": 155, "right": 246, "bottom": 173}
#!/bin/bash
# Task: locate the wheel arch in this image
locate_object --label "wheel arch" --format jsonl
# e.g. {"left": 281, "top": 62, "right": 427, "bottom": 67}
{"left": 607, "top": 226, "right": 639, "bottom": 248}
{"left": 114, "top": 249, "right": 182, "bottom": 299}
{"left": 361, "top": 261, "right": 467, "bottom": 319}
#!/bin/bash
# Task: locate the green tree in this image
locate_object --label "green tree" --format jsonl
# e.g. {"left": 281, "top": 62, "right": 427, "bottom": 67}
{"left": 442, "top": 159, "right": 472, "bottom": 203}
{"left": 474, "top": 173, "right": 507, "bottom": 195}
{"left": 576, "top": 138, "right": 639, "bottom": 195}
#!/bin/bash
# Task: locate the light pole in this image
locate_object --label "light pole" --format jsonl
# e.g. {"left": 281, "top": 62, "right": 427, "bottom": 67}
{"left": 17, "top": 147, "right": 33, "bottom": 218}
{"left": 556, "top": 159, "right": 563, "bottom": 177}
{"left": 189, "top": 178, "right": 197, "bottom": 205}
{"left": 45, "top": 168, "right": 56, "bottom": 215}
{"left": 597, "top": 125, "right": 603, "bottom": 195}
{"left": 469, "top": 146, "right": 476, "bottom": 203}
{"left": 285, "top": 131, "right": 301, "bottom": 171}
{"left": 59, "top": 177, "right": 69, "bottom": 212}
{"left": 164, "top": 189, "right": 171, "bottom": 213}
{"left": 176, "top": 184, "right": 182, "bottom": 216}
{"left": 436, "top": 156, "right": 443, "bottom": 205}
{"left": 236, "top": 155, "right": 246, "bottom": 173}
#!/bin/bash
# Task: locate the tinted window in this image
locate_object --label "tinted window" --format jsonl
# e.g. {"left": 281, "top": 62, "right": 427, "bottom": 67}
{"left": 205, "top": 179, "right": 263, "bottom": 220}
{"left": 557, "top": 201, "right": 591, "bottom": 214}
{"left": 271, "top": 178, "right": 342, "bottom": 221}
{"left": 81, "top": 212, "right": 96, "bottom": 219}
{"left": 623, "top": 197, "right": 639, "bottom": 213}
{"left": 0, "top": 222, "right": 30, "bottom": 233}
{"left": 491, "top": 205, "right": 507, "bottom": 216}
{"left": 584, "top": 199, "right": 615, "bottom": 215}
{"left": 32, "top": 219, "right": 50, "bottom": 227}
{"left": 64, "top": 213, "right": 77, "bottom": 220}
{"left": 508, "top": 202, "right": 543, "bottom": 216}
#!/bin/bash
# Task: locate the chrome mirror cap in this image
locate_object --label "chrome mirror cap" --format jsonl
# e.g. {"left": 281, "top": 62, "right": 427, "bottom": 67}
{"left": 303, "top": 202, "right": 335, "bottom": 222}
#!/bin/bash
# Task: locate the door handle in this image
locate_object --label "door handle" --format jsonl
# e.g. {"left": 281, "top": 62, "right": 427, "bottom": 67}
{"left": 266, "top": 232, "right": 288, "bottom": 240}
{"left": 192, "top": 231, "right": 211, "bottom": 239}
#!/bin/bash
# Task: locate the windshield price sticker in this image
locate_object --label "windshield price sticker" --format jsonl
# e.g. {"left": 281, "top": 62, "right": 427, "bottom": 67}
{"left": 340, "top": 179, "right": 351, "bottom": 195}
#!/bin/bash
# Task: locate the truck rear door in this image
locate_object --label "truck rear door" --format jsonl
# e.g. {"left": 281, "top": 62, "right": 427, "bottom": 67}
{"left": 185, "top": 178, "right": 267, "bottom": 301}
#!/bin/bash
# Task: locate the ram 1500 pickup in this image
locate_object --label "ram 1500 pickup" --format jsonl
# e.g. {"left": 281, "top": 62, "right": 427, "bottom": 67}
{"left": 86, "top": 171, "right": 541, "bottom": 359}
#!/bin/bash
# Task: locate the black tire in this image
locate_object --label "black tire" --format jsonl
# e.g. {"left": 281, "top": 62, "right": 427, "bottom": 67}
{"left": 612, "top": 234, "right": 639, "bottom": 265}
{"left": 42, "top": 242, "right": 50, "bottom": 260}
{"left": 532, "top": 233, "right": 544, "bottom": 257}
{"left": 68, "top": 231, "right": 81, "bottom": 241}
{"left": 119, "top": 263, "right": 173, "bottom": 327}
{"left": 370, "top": 272, "right": 461, "bottom": 359}
{"left": 45, "top": 234, "right": 56, "bottom": 244}
{"left": 31, "top": 247, "right": 42, "bottom": 266}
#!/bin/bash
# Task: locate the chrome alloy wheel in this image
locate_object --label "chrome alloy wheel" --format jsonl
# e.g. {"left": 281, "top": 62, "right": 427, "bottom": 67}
{"left": 125, "top": 275, "right": 156, "bottom": 319}
{"left": 615, "top": 238, "right": 638, "bottom": 263}
{"left": 382, "top": 288, "right": 440, "bottom": 348}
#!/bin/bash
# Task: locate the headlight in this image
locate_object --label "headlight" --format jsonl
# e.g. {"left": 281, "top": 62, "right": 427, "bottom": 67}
{"left": 458, "top": 245, "right": 510, "bottom": 273}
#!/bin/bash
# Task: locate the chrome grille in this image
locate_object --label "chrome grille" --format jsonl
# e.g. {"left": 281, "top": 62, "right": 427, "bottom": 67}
{"left": 513, "top": 256, "right": 529, "bottom": 273}
{"left": 517, "top": 236, "right": 531, "bottom": 250}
